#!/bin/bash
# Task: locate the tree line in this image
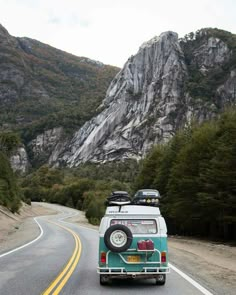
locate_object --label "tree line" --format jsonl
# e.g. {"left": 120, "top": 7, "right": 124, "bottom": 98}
{"left": 134, "top": 109, "right": 236, "bottom": 241}
{"left": 2, "top": 109, "right": 235, "bottom": 241}
{"left": 20, "top": 162, "right": 135, "bottom": 225}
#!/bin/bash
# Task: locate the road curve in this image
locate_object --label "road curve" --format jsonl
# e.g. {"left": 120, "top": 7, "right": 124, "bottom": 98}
{"left": 0, "top": 204, "right": 214, "bottom": 295}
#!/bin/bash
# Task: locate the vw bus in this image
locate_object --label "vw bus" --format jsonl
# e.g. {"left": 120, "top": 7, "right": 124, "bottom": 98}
{"left": 97, "top": 196, "right": 169, "bottom": 285}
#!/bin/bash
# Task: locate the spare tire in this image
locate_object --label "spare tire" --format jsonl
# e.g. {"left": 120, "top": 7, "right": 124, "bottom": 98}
{"left": 104, "top": 224, "right": 133, "bottom": 252}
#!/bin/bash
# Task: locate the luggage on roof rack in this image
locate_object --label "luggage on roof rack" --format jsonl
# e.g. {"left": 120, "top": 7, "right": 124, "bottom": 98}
{"left": 105, "top": 191, "right": 131, "bottom": 206}
{"left": 132, "top": 189, "right": 161, "bottom": 207}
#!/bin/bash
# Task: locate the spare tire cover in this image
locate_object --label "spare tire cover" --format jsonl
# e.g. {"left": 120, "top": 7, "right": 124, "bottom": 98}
{"left": 104, "top": 224, "right": 133, "bottom": 252}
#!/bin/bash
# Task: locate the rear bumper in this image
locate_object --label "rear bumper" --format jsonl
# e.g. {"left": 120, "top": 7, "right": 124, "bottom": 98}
{"left": 97, "top": 266, "right": 170, "bottom": 278}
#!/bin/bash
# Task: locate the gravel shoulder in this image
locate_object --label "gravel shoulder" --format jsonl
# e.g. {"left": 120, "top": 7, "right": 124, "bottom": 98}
{"left": 0, "top": 203, "right": 235, "bottom": 295}
{"left": 168, "top": 237, "right": 236, "bottom": 295}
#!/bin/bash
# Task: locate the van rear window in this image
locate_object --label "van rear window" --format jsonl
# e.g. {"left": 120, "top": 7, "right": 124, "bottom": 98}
{"left": 110, "top": 219, "right": 157, "bottom": 234}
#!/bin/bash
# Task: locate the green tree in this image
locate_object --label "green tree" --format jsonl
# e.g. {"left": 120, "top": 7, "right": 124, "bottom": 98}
{"left": 84, "top": 190, "right": 108, "bottom": 225}
{"left": 0, "top": 132, "right": 20, "bottom": 156}
{"left": 198, "top": 110, "right": 236, "bottom": 239}
{"left": 166, "top": 121, "right": 217, "bottom": 235}
{"left": 21, "top": 165, "right": 64, "bottom": 202}
{"left": 0, "top": 151, "right": 20, "bottom": 212}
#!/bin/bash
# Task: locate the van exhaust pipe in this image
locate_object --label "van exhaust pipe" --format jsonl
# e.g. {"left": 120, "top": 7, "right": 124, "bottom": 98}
{"left": 132, "top": 274, "right": 136, "bottom": 279}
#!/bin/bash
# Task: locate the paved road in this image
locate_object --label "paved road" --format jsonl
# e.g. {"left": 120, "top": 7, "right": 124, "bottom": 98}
{"left": 0, "top": 205, "right": 214, "bottom": 295}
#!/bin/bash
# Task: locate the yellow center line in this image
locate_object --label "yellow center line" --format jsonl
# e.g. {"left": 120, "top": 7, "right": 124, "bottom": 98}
{"left": 42, "top": 221, "right": 82, "bottom": 295}
{"left": 42, "top": 232, "right": 78, "bottom": 295}
{"left": 52, "top": 234, "right": 82, "bottom": 295}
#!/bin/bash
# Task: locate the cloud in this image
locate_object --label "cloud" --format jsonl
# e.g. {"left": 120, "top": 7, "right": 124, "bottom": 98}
{"left": 48, "top": 17, "right": 61, "bottom": 25}
{"left": 47, "top": 14, "right": 90, "bottom": 27}
{"left": 0, "top": 0, "right": 235, "bottom": 67}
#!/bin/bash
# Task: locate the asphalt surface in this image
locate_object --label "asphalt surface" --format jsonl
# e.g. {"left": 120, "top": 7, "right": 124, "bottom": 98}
{"left": 0, "top": 205, "right": 213, "bottom": 295}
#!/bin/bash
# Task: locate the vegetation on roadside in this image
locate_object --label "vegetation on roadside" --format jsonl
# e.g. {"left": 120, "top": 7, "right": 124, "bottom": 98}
{"left": 134, "top": 108, "right": 236, "bottom": 241}
{"left": 0, "top": 132, "right": 21, "bottom": 212}
{"left": 20, "top": 160, "right": 138, "bottom": 224}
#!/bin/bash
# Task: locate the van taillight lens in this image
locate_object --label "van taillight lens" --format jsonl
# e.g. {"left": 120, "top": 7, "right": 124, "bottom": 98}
{"left": 101, "top": 252, "right": 106, "bottom": 264}
{"left": 161, "top": 252, "right": 166, "bottom": 263}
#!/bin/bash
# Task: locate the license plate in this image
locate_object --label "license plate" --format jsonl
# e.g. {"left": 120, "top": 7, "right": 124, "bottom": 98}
{"left": 127, "top": 255, "right": 140, "bottom": 262}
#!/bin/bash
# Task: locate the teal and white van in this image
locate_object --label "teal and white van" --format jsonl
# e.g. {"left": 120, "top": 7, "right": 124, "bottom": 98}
{"left": 98, "top": 199, "right": 170, "bottom": 285}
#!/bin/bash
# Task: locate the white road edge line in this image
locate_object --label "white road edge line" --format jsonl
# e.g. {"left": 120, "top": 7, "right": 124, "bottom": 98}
{"left": 0, "top": 210, "right": 78, "bottom": 259}
{"left": 0, "top": 217, "right": 43, "bottom": 259}
{"left": 169, "top": 263, "right": 214, "bottom": 295}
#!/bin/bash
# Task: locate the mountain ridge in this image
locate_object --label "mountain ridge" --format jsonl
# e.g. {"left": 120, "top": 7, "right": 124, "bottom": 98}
{"left": 0, "top": 23, "right": 119, "bottom": 169}
{"left": 1, "top": 25, "right": 236, "bottom": 171}
{"left": 0, "top": 23, "right": 119, "bottom": 135}
{"left": 49, "top": 28, "right": 236, "bottom": 167}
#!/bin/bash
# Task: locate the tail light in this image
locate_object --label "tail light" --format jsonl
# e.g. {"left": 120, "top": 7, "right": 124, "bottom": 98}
{"left": 161, "top": 252, "right": 166, "bottom": 263}
{"left": 100, "top": 252, "right": 106, "bottom": 264}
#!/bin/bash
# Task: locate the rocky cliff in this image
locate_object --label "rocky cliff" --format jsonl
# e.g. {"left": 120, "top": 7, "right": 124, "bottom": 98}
{"left": 50, "top": 29, "right": 236, "bottom": 167}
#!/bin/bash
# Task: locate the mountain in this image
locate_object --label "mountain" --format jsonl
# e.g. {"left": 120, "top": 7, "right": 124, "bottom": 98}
{"left": 1, "top": 25, "right": 236, "bottom": 171}
{"left": 0, "top": 24, "right": 119, "bottom": 168}
{"left": 49, "top": 28, "right": 236, "bottom": 167}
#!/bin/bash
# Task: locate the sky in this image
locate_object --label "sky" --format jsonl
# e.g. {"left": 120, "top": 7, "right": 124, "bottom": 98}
{"left": 0, "top": 0, "right": 235, "bottom": 67}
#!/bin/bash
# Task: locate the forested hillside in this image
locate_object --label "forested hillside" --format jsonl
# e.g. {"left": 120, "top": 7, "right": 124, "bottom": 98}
{"left": 134, "top": 108, "right": 236, "bottom": 241}
{"left": 0, "top": 24, "right": 119, "bottom": 142}
{"left": 181, "top": 28, "right": 236, "bottom": 103}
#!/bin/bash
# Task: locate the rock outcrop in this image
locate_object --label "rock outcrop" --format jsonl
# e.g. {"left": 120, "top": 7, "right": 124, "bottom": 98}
{"left": 51, "top": 30, "right": 235, "bottom": 167}
{"left": 64, "top": 32, "right": 186, "bottom": 165}
{"left": 29, "top": 127, "right": 64, "bottom": 165}
{"left": 10, "top": 146, "right": 30, "bottom": 173}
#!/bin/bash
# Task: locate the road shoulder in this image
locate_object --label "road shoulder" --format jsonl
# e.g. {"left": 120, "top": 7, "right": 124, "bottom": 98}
{"left": 168, "top": 236, "right": 236, "bottom": 295}
{"left": 0, "top": 202, "right": 57, "bottom": 255}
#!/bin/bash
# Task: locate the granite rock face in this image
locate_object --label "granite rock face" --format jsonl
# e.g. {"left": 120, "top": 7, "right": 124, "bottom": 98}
{"left": 9, "top": 128, "right": 64, "bottom": 172}
{"left": 10, "top": 147, "right": 30, "bottom": 173}
{"left": 29, "top": 127, "right": 64, "bottom": 165}
{"left": 51, "top": 30, "right": 234, "bottom": 167}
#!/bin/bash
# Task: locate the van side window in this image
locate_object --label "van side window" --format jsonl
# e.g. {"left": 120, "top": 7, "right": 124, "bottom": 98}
{"left": 110, "top": 219, "right": 157, "bottom": 234}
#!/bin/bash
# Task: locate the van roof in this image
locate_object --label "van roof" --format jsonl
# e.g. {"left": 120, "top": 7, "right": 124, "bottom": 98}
{"left": 105, "top": 205, "right": 160, "bottom": 216}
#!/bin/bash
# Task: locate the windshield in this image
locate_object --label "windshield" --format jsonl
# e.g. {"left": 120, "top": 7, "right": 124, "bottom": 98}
{"left": 110, "top": 219, "right": 157, "bottom": 234}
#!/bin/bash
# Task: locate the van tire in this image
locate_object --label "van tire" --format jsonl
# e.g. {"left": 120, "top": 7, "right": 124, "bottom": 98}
{"left": 100, "top": 275, "right": 110, "bottom": 285}
{"left": 104, "top": 224, "right": 133, "bottom": 252}
{"left": 156, "top": 274, "right": 166, "bottom": 285}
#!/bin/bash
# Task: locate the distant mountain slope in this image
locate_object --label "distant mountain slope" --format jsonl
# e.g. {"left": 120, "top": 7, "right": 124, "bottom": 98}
{"left": 2, "top": 25, "right": 236, "bottom": 171}
{"left": 50, "top": 28, "right": 236, "bottom": 167}
{"left": 0, "top": 24, "right": 119, "bottom": 142}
